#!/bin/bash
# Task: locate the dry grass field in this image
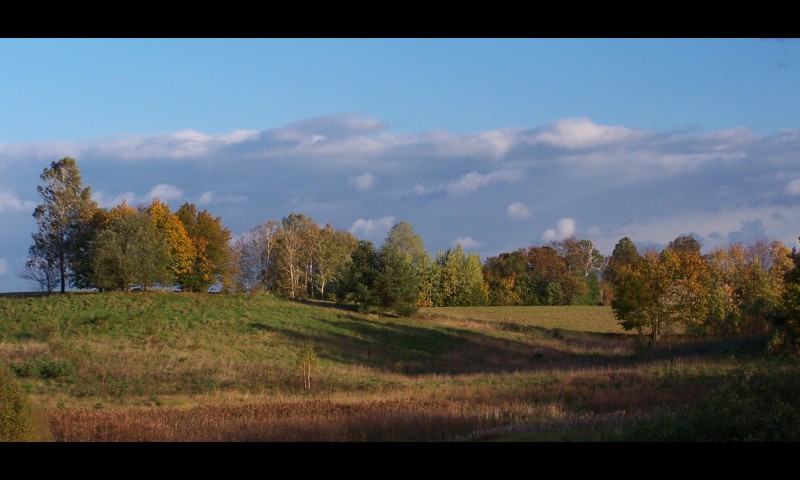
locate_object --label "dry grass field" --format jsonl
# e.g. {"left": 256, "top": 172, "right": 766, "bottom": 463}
{"left": 1, "top": 292, "right": 797, "bottom": 441}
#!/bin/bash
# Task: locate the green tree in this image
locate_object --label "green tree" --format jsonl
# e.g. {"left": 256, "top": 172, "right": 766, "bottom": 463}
{"left": 91, "top": 207, "right": 170, "bottom": 291}
{"left": 338, "top": 240, "right": 381, "bottom": 313}
{"left": 434, "top": 244, "right": 487, "bottom": 306}
{"left": 611, "top": 249, "right": 672, "bottom": 341}
{"left": 603, "top": 236, "right": 640, "bottom": 304}
{"left": 382, "top": 221, "right": 431, "bottom": 271}
{"left": 611, "top": 236, "right": 712, "bottom": 342}
{"left": 67, "top": 206, "right": 107, "bottom": 290}
{"left": 382, "top": 221, "right": 433, "bottom": 306}
{"left": 375, "top": 246, "right": 420, "bottom": 316}
{"left": 28, "top": 157, "right": 97, "bottom": 293}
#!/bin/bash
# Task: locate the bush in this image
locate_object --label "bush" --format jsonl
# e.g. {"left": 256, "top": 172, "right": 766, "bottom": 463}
{"left": 768, "top": 319, "right": 800, "bottom": 356}
{"left": 0, "top": 362, "right": 42, "bottom": 442}
{"left": 10, "top": 356, "right": 76, "bottom": 380}
{"left": 622, "top": 363, "right": 800, "bottom": 441}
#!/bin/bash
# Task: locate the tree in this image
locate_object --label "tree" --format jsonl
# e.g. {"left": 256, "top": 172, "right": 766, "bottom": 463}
{"left": 433, "top": 244, "right": 488, "bottom": 306}
{"left": 20, "top": 237, "right": 59, "bottom": 293}
{"left": 382, "top": 221, "right": 434, "bottom": 306}
{"left": 660, "top": 242, "right": 711, "bottom": 336}
{"left": 483, "top": 250, "right": 528, "bottom": 306}
{"left": 374, "top": 247, "right": 420, "bottom": 316}
{"left": 28, "top": 157, "right": 97, "bottom": 293}
{"left": 383, "top": 221, "right": 431, "bottom": 271}
{"left": 175, "top": 202, "right": 232, "bottom": 292}
{"left": 312, "top": 224, "right": 358, "bottom": 300}
{"left": 605, "top": 237, "right": 640, "bottom": 280}
{"left": 338, "top": 240, "right": 381, "bottom": 312}
{"left": 551, "top": 237, "right": 605, "bottom": 305}
{"left": 91, "top": 207, "right": 169, "bottom": 291}
{"left": 611, "top": 249, "right": 672, "bottom": 342}
{"left": 667, "top": 234, "right": 702, "bottom": 255}
{"left": 295, "top": 338, "right": 319, "bottom": 390}
{"left": 147, "top": 199, "right": 195, "bottom": 289}
{"left": 706, "top": 240, "right": 793, "bottom": 334}
{"left": 525, "top": 246, "right": 583, "bottom": 305}
{"left": 273, "top": 213, "right": 318, "bottom": 298}
{"left": 611, "top": 236, "right": 713, "bottom": 342}
{"left": 232, "top": 220, "right": 279, "bottom": 292}
{"left": 774, "top": 239, "right": 800, "bottom": 354}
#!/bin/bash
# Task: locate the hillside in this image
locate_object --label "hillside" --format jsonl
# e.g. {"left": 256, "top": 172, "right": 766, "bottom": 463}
{"left": 1, "top": 292, "right": 797, "bottom": 441}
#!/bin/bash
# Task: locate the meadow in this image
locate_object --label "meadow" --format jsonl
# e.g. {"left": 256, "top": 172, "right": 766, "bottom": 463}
{"left": 1, "top": 292, "right": 798, "bottom": 441}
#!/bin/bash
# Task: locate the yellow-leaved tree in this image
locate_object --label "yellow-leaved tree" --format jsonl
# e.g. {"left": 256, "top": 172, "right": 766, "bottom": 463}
{"left": 147, "top": 198, "right": 195, "bottom": 289}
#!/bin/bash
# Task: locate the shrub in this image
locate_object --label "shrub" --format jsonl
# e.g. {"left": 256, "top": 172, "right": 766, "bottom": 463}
{"left": 0, "top": 362, "right": 41, "bottom": 442}
{"left": 622, "top": 363, "right": 800, "bottom": 441}
{"left": 10, "top": 356, "right": 76, "bottom": 380}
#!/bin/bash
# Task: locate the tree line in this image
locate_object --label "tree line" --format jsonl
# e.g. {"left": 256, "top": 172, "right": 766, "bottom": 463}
{"left": 605, "top": 234, "right": 800, "bottom": 351}
{"left": 24, "top": 157, "right": 231, "bottom": 294}
{"left": 21, "top": 157, "right": 800, "bottom": 352}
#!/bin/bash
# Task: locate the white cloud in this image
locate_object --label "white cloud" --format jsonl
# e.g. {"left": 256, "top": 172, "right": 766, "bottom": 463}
{"left": 0, "top": 258, "right": 8, "bottom": 276}
{"left": 92, "top": 191, "right": 137, "bottom": 208}
{"left": 148, "top": 184, "right": 183, "bottom": 201}
{"left": 93, "top": 184, "right": 183, "bottom": 208}
{"left": 786, "top": 179, "right": 800, "bottom": 195}
{"left": 0, "top": 190, "right": 35, "bottom": 212}
{"left": 542, "top": 217, "right": 576, "bottom": 242}
{"left": 451, "top": 237, "right": 481, "bottom": 249}
{"left": 532, "top": 118, "right": 642, "bottom": 149}
{"left": 348, "top": 172, "right": 376, "bottom": 191}
{"left": 86, "top": 129, "right": 260, "bottom": 160}
{"left": 349, "top": 216, "right": 395, "bottom": 239}
{"left": 197, "top": 190, "right": 247, "bottom": 205}
{"left": 198, "top": 191, "right": 247, "bottom": 205}
{"left": 423, "top": 128, "right": 521, "bottom": 160}
{"left": 506, "top": 202, "right": 531, "bottom": 219}
{"left": 198, "top": 191, "right": 215, "bottom": 205}
{"left": 446, "top": 169, "right": 524, "bottom": 196}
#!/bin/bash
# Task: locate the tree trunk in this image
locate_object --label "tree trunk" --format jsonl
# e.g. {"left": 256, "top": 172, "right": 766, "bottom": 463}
{"left": 59, "top": 250, "right": 66, "bottom": 293}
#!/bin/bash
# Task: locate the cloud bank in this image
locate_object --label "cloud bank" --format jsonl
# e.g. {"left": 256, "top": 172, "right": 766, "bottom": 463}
{"left": 3, "top": 114, "right": 800, "bottom": 291}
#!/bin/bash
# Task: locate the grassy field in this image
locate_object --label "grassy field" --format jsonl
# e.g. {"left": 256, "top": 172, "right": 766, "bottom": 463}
{"left": 1, "top": 292, "right": 798, "bottom": 441}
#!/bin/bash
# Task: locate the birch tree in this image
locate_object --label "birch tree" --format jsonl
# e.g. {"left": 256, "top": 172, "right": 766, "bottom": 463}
{"left": 28, "top": 157, "right": 97, "bottom": 293}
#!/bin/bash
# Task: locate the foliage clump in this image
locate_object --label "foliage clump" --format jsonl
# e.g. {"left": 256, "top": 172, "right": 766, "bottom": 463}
{"left": 621, "top": 363, "right": 800, "bottom": 441}
{"left": 0, "top": 362, "right": 44, "bottom": 442}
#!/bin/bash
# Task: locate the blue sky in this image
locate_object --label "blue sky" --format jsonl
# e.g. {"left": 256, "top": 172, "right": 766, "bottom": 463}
{"left": 1, "top": 38, "right": 799, "bottom": 291}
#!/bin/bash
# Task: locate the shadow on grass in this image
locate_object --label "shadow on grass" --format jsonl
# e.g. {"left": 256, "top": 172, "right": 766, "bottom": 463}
{"left": 249, "top": 303, "right": 769, "bottom": 376}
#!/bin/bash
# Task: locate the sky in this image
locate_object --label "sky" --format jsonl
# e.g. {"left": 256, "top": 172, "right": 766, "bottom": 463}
{"left": 1, "top": 38, "right": 799, "bottom": 292}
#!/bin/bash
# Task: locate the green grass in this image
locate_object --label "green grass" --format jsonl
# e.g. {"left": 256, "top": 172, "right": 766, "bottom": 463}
{"left": 419, "top": 305, "right": 625, "bottom": 333}
{"left": 0, "top": 292, "right": 795, "bottom": 441}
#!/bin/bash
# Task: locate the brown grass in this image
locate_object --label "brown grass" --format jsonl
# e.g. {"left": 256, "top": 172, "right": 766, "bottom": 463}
{"left": 48, "top": 398, "right": 528, "bottom": 442}
{"left": 44, "top": 357, "right": 727, "bottom": 441}
{"left": 1, "top": 295, "right": 761, "bottom": 441}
